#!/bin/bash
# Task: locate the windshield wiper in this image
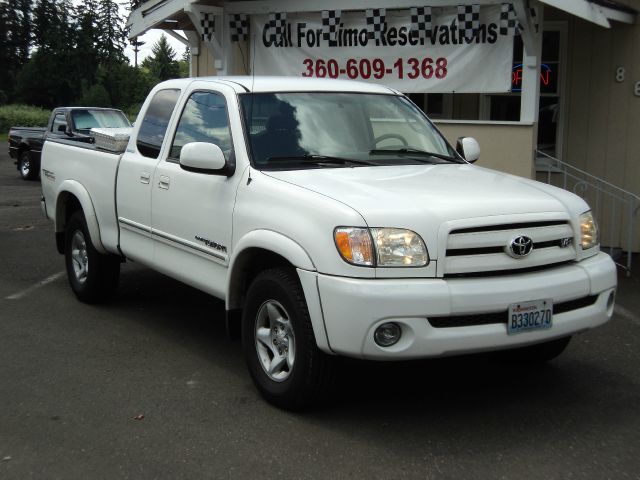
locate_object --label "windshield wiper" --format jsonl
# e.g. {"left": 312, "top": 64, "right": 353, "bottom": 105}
{"left": 267, "top": 154, "right": 377, "bottom": 166}
{"left": 369, "top": 148, "right": 461, "bottom": 163}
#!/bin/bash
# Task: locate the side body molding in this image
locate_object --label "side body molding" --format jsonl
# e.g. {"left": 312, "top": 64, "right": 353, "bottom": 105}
{"left": 55, "top": 180, "right": 107, "bottom": 254}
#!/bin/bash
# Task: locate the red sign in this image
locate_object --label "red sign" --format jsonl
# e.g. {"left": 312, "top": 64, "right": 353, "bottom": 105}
{"left": 512, "top": 63, "right": 553, "bottom": 92}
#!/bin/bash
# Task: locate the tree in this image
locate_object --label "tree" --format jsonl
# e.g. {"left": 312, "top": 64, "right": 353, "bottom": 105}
{"left": 15, "top": 0, "right": 31, "bottom": 65}
{"left": 15, "top": 50, "right": 77, "bottom": 108}
{"left": 0, "top": 3, "right": 12, "bottom": 95}
{"left": 0, "top": 0, "right": 33, "bottom": 96}
{"left": 141, "top": 34, "right": 180, "bottom": 81}
{"left": 74, "top": 0, "right": 100, "bottom": 85}
{"left": 179, "top": 47, "right": 190, "bottom": 78}
{"left": 96, "top": 0, "right": 126, "bottom": 62}
{"left": 33, "top": 0, "right": 60, "bottom": 51}
{"left": 78, "top": 83, "right": 111, "bottom": 107}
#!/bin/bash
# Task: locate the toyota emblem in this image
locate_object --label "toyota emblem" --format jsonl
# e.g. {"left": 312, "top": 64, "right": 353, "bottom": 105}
{"left": 507, "top": 235, "right": 534, "bottom": 258}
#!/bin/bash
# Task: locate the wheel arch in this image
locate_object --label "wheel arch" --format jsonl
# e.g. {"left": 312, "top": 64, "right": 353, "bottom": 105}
{"left": 55, "top": 181, "right": 106, "bottom": 254}
{"left": 226, "top": 230, "right": 316, "bottom": 311}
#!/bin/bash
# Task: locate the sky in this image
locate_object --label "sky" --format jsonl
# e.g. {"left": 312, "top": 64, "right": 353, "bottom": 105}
{"left": 123, "top": 29, "right": 187, "bottom": 65}
{"left": 120, "top": 3, "right": 187, "bottom": 65}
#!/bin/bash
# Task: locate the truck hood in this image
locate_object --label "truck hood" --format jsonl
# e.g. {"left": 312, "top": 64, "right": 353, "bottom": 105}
{"left": 264, "top": 164, "right": 587, "bottom": 257}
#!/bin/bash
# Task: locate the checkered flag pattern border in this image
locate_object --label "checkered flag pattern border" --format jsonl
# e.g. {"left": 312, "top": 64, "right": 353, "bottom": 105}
{"left": 200, "top": 12, "right": 215, "bottom": 42}
{"left": 229, "top": 14, "right": 249, "bottom": 42}
{"left": 321, "top": 10, "right": 342, "bottom": 42}
{"left": 410, "top": 6, "right": 432, "bottom": 40}
{"left": 268, "top": 12, "right": 287, "bottom": 43}
{"left": 457, "top": 4, "right": 480, "bottom": 40}
{"left": 366, "top": 8, "right": 386, "bottom": 43}
{"left": 499, "top": 3, "right": 519, "bottom": 35}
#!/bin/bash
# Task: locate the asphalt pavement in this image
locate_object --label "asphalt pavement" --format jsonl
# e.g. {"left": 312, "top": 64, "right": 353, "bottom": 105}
{"left": 1, "top": 149, "right": 639, "bottom": 479}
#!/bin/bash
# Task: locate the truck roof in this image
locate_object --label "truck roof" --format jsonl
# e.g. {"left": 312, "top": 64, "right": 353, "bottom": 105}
{"left": 160, "top": 76, "right": 400, "bottom": 95}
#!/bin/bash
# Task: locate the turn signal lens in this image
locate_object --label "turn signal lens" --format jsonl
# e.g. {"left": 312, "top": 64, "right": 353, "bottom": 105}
{"left": 580, "top": 211, "right": 599, "bottom": 250}
{"left": 334, "top": 227, "right": 374, "bottom": 266}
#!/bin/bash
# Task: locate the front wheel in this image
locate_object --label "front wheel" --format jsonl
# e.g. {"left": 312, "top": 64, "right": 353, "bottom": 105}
{"left": 242, "top": 268, "right": 334, "bottom": 410}
{"left": 65, "top": 211, "right": 120, "bottom": 303}
{"left": 18, "top": 151, "right": 38, "bottom": 180}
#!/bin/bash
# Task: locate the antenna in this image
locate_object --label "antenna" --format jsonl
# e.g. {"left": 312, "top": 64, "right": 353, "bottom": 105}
{"left": 251, "top": 28, "right": 257, "bottom": 92}
{"left": 247, "top": 31, "right": 257, "bottom": 185}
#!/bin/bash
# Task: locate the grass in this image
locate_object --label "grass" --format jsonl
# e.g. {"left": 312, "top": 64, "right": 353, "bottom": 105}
{"left": 0, "top": 104, "right": 50, "bottom": 133}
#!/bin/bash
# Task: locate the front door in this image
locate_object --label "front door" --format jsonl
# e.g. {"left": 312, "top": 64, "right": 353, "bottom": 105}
{"left": 150, "top": 85, "right": 241, "bottom": 298}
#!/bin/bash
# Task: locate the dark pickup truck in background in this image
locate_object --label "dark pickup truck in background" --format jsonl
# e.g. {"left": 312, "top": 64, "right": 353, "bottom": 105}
{"left": 8, "top": 107, "right": 131, "bottom": 180}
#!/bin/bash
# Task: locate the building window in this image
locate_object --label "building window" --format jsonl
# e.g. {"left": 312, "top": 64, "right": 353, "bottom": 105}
{"left": 482, "top": 24, "right": 567, "bottom": 163}
{"left": 405, "top": 24, "right": 567, "bottom": 166}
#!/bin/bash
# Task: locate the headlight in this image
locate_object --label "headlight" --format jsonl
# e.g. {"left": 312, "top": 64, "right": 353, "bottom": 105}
{"left": 371, "top": 228, "right": 429, "bottom": 266}
{"left": 334, "top": 227, "right": 429, "bottom": 267}
{"left": 580, "top": 211, "right": 599, "bottom": 249}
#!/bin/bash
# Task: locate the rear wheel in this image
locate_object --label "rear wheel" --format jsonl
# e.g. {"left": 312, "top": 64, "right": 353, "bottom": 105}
{"left": 18, "top": 151, "right": 37, "bottom": 180}
{"left": 65, "top": 211, "right": 120, "bottom": 303}
{"left": 501, "top": 336, "right": 572, "bottom": 363}
{"left": 242, "top": 268, "right": 334, "bottom": 410}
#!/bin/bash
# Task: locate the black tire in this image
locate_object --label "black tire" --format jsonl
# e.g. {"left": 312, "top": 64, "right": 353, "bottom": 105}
{"left": 501, "top": 336, "right": 572, "bottom": 363}
{"left": 64, "top": 211, "right": 120, "bottom": 304}
{"left": 241, "top": 268, "right": 334, "bottom": 410}
{"left": 18, "top": 150, "right": 38, "bottom": 181}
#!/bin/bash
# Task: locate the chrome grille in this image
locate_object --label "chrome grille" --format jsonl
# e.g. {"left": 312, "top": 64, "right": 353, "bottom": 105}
{"left": 443, "top": 220, "right": 576, "bottom": 276}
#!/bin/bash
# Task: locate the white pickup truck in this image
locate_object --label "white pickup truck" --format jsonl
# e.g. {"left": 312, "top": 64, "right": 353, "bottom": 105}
{"left": 41, "top": 77, "right": 617, "bottom": 409}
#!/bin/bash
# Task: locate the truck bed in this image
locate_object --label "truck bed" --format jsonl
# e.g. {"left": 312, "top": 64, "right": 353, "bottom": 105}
{"left": 10, "top": 126, "right": 46, "bottom": 133}
{"left": 41, "top": 138, "right": 123, "bottom": 253}
{"left": 8, "top": 127, "right": 46, "bottom": 157}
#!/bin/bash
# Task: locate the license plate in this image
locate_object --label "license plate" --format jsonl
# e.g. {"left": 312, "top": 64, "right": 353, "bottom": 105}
{"left": 507, "top": 299, "right": 553, "bottom": 335}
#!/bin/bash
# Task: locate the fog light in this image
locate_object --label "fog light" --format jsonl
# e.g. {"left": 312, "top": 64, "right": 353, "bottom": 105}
{"left": 607, "top": 291, "right": 615, "bottom": 310}
{"left": 374, "top": 322, "right": 401, "bottom": 347}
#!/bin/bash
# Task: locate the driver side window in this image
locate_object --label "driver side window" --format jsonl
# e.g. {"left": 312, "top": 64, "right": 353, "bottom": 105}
{"left": 170, "top": 91, "right": 232, "bottom": 161}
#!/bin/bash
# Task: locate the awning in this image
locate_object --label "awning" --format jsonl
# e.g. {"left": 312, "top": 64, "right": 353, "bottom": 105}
{"left": 538, "top": 0, "right": 636, "bottom": 27}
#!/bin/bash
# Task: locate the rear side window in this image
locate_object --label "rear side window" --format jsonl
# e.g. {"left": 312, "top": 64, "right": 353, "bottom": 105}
{"left": 51, "top": 112, "right": 67, "bottom": 133}
{"left": 170, "top": 91, "right": 232, "bottom": 160}
{"left": 137, "top": 89, "right": 180, "bottom": 159}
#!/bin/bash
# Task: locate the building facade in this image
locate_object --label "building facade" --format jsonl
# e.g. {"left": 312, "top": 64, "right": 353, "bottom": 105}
{"left": 127, "top": 0, "right": 639, "bottom": 252}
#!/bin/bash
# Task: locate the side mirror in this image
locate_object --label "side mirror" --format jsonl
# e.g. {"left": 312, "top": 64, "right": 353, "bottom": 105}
{"left": 456, "top": 137, "right": 480, "bottom": 163}
{"left": 57, "top": 124, "right": 67, "bottom": 133}
{"left": 179, "top": 142, "right": 227, "bottom": 174}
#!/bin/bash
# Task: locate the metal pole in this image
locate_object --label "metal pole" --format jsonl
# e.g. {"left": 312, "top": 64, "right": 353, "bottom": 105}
{"left": 628, "top": 197, "right": 636, "bottom": 277}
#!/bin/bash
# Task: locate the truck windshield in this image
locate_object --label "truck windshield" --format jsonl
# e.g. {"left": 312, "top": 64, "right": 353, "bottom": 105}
{"left": 71, "top": 110, "right": 131, "bottom": 132}
{"left": 240, "top": 92, "right": 459, "bottom": 169}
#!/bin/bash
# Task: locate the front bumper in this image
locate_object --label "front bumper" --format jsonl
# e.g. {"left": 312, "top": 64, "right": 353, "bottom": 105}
{"left": 312, "top": 252, "right": 617, "bottom": 360}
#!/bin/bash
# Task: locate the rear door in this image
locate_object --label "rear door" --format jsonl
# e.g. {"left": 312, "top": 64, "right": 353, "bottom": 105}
{"left": 150, "top": 82, "right": 242, "bottom": 297}
{"left": 116, "top": 87, "right": 182, "bottom": 264}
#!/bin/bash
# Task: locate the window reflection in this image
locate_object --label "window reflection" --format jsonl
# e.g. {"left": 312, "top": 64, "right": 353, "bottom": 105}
{"left": 137, "top": 89, "right": 180, "bottom": 159}
{"left": 242, "top": 93, "right": 452, "bottom": 168}
{"left": 171, "top": 91, "right": 232, "bottom": 160}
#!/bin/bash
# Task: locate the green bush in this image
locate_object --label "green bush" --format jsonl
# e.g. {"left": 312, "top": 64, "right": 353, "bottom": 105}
{"left": 78, "top": 84, "right": 112, "bottom": 108}
{"left": 124, "top": 104, "right": 142, "bottom": 123}
{"left": 0, "top": 104, "right": 50, "bottom": 133}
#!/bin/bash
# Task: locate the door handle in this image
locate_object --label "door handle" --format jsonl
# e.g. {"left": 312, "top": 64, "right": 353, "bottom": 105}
{"left": 140, "top": 172, "right": 150, "bottom": 184}
{"left": 158, "top": 175, "right": 170, "bottom": 190}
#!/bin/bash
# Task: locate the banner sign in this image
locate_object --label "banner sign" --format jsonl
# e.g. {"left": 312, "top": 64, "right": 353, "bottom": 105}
{"left": 251, "top": 6, "right": 514, "bottom": 93}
